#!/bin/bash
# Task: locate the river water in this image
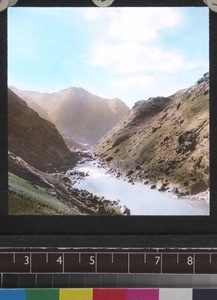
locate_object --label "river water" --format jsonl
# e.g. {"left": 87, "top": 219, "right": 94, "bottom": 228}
{"left": 73, "top": 160, "right": 209, "bottom": 216}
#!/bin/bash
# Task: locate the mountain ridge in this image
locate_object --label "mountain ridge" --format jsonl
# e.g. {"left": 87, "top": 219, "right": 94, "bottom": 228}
{"left": 10, "top": 86, "right": 130, "bottom": 146}
{"left": 8, "top": 88, "right": 79, "bottom": 172}
{"left": 94, "top": 74, "right": 209, "bottom": 195}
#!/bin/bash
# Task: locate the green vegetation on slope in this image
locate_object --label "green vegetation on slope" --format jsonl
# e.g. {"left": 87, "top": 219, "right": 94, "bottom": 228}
{"left": 95, "top": 76, "right": 209, "bottom": 195}
{"left": 8, "top": 172, "right": 79, "bottom": 215}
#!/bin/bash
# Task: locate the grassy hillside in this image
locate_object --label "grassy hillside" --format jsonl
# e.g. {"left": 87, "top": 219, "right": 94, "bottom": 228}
{"left": 95, "top": 74, "right": 209, "bottom": 195}
{"left": 9, "top": 173, "right": 79, "bottom": 215}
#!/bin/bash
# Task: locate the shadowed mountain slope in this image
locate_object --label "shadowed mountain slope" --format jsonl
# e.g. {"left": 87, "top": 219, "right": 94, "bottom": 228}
{"left": 8, "top": 89, "right": 78, "bottom": 172}
{"left": 95, "top": 73, "right": 209, "bottom": 195}
{"left": 11, "top": 87, "right": 129, "bottom": 146}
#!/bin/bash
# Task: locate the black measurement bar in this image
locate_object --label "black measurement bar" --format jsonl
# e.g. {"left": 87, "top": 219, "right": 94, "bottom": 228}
{"left": 0, "top": 248, "right": 217, "bottom": 274}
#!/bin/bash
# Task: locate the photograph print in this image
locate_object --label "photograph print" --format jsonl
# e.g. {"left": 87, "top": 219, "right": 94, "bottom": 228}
{"left": 8, "top": 7, "right": 209, "bottom": 216}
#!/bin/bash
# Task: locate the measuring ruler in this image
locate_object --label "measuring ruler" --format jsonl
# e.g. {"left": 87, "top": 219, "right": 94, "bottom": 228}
{"left": 1, "top": 248, "right": 217, "bottom": 274}
{"left": 0, "top": 248, "right": 217, "bottom": 289}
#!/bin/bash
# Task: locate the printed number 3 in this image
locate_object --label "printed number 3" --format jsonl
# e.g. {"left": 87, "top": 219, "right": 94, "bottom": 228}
{"left": 24, "top": 256, "right": 30, "bottom": 265}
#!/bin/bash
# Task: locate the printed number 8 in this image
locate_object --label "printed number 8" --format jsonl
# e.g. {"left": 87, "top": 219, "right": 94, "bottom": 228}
{"left": 187, "top": 256, "right": 193, "bottom": 266}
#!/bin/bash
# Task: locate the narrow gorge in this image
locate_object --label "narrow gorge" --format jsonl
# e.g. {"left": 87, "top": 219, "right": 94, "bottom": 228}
{"left": 8, "top": 74, "right": 209, "bottom": 216}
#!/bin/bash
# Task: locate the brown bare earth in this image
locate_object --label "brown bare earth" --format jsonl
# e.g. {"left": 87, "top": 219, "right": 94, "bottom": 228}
{"left": 94, "top": 74, "right": 209, "bottom": 195}
{"left": 8, "top": 88, "right": 129, "bottom": 215}
{"left": 8, "top": 89, "right": 79, "bottom": 172}
{"left": 11, "top": 87, "right": 130, "bottom": 146}
{"left": 8, "top": 74, "right": 209, "bottom": 215}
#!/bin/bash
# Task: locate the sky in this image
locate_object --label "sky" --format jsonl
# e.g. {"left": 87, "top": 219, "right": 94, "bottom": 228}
{"left": 8, "top": 7, "right": 209, "bottom": 108}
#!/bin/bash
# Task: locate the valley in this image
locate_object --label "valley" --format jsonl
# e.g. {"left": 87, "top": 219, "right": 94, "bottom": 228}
{"left": 72, "top": 158, "right": 208, "bottom": 215}
{"left": 11, "top": 86, "right": 129, "bottom": 147}
{"left": 8, "top": 74, "right": 210, "bottom": 216}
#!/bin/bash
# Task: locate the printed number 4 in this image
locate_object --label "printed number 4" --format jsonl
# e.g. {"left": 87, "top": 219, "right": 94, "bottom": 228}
{"left": 57, "top": 256, "right": 63, "bottom": 265}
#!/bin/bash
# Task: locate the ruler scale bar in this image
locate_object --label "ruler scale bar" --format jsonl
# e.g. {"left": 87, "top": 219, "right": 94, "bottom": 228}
{"left": 0, "top": 249, "right": 217, "bottom": 274}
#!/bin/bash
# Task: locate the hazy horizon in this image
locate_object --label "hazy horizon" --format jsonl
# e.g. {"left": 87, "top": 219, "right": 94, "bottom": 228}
{"left": 8, "top": 7, "right": 209, "bottom": 108}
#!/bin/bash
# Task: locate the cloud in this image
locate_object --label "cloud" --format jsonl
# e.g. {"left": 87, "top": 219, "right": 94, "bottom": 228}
{"left": 82, "top": 8, "right": 182, "bottom": 42}
{"left": 82, "top": 8, "right": 104, "bottom": 21}
{"left": 80, "top": 8, "right": 198, "bottom": 75}
{"left": 8, "top": 7, "right": 208, "bottom": 109}
{"left": 109, "top": 75, "right": 154, "bottom": 90}
{"left": 90, "top": 41, "right": 199, "bottom": 74}
{"left": 82, "top": 7, "right": 202, "bottom": 80}
{"left": 80, "top": 7, "right": 208, "bottom": 107}
{"left": 107, "top": 8, "right": 182, "bottom": 42}
{"left": 102, "top": 72, "right": 202, "bottom": 108}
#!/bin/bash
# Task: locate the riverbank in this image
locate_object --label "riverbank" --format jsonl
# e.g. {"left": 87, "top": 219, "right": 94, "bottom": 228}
{"left": 8, "top": 152, "right": 129, "bottom": 216}
{"left": 95, "top": 156, "right": 210, "bottom": 206}
{"left": 61, "top": 165, "right": 131, "bottom": 216}
{"left": 72, "top": 158, "right": 209, "bottom": 215}
{"left": 8, "top": 151, "right": 209, "bottom": 216}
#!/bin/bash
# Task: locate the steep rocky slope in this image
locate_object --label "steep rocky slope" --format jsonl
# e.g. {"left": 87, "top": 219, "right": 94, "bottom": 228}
{"left": 9, "top": 152, "right": 126, "bottom": 216}
{"left": 11, "top": 87, "right": 129, "bottom": 146}
{"left": 8, "top": 89, "right": 129, "bottom": 215}
{"left": 8, "top": 89, "right": 78, "bottom": 172}
{"left": 10, "top": 87, "right": 48, "bottom": 119}
{"left": 95, "top": 74, "right": 209, "bottom": 195}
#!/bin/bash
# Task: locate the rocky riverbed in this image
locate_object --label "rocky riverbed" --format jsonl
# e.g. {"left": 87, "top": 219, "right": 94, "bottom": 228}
{"left": 92, "top": 156, "right": 209, "bottom": 209}
{"left": 70, "top": 157, "right": 209, "bottom": 215}
{"left": 59, "top": 163, "right": 131, "bottom": 216}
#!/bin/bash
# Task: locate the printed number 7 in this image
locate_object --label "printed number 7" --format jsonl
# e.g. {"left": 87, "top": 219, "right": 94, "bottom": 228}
{"left": 155, "top": 256, "right": 161, "bottom": 265}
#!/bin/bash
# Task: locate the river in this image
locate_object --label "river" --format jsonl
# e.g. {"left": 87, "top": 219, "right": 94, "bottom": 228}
{"left": 71, "top": 160, "right": 209, "bottom": 216}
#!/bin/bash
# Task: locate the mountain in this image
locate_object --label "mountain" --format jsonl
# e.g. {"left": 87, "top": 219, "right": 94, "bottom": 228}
{"left": 10, "top": 87, "right": 129, "bottom": 146}
{"left": 94, "top": 73, "right": 209, "bottom": 195}
{"left": 8, "top": 153, "right": 81, "bottom": 215}
{"left": 10, "top": 87, "right": 48, "bottom": 119}
{"left": 8, "top": 89, "right": 126, "bottom": 215}
{"left": 8, "top": 89, "right": 78, "bottom": 172}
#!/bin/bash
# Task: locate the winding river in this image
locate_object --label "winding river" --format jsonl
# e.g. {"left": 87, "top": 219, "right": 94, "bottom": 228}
{"left": 72, "top": 160, "right": 209, "bottom": 216}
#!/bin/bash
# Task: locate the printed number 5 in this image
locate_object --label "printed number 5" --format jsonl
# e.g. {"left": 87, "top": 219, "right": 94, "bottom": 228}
{"left": 90, "top": 256, "right": 95, "bottom": 265}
